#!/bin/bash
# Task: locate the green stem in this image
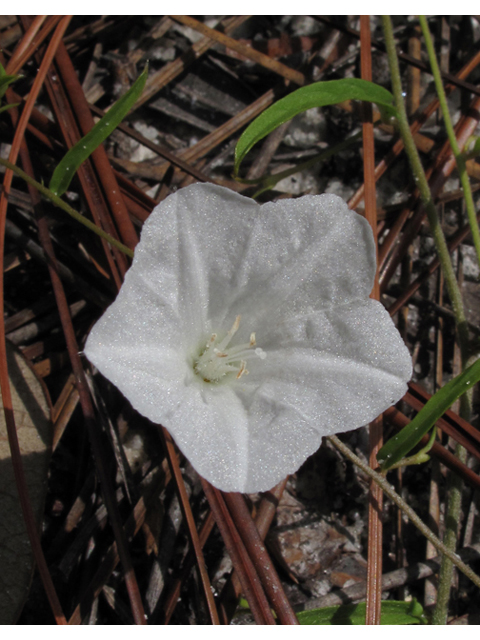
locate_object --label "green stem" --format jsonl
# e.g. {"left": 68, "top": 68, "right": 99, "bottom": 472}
{"left": 417, "top": 17, "right": 477, "bottom": 624}
{"left": 418, "top": 15, "right": 480, "bottom": 273}
{"left": 0, "top": 157, "right": 134, "bottom": 258}
{"left": 385, "top": 426, "right": 436, "bottom": 471}
{"left": 381, "top": 16, "right": 468, "bottom": 365}
{"left": 328, "top": 435, "right": 480, "bottom": 590}
{"left": 431, "top": 442, "right": 467, "bottom": 624}
{"left": 382, "top": 16, "right": 472, "bottom": 624}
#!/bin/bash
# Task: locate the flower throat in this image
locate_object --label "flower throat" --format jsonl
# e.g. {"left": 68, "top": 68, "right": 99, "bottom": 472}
{"left": 194, "top": 315, "right": 266, "bottom": 383}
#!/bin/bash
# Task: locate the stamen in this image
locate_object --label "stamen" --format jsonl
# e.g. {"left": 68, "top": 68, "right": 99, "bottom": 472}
{"left": 236, "top": 361, "right": 247, "bottom": 379}
{"left": 194, "top": 316, "right": 266, "bottom": 383}
{"left": 217, "top": 315, "right": 241, "bottom": 351}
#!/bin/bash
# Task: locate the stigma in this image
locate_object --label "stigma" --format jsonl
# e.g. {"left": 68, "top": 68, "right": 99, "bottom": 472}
{"left": 194, "top": 315, "right": 267, "bottom": 383}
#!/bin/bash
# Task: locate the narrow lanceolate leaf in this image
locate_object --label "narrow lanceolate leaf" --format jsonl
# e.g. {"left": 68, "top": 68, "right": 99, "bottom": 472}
{"left": 297, "top": 600, "right": 426, "bottom": 625}
{"left": 49, "top": 65, "right": 148, "bottom": 196}
{"left": 233, "top": 78, "right": 398, "bottom": 176}
{"left": 378, "top": 358, "right": 480, "bottom": 471}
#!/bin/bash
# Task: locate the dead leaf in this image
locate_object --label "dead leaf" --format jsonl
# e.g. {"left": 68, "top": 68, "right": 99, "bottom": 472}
{"left": 0, "top": 342, "right": 51, "bottom": 624}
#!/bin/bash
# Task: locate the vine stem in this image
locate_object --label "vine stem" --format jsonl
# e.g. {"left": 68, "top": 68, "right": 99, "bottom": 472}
{"left": 416, "top": 16, "right": 477, "bottom": 624}
{"left": 382, "top": 15, "right": 472, "bottom": 624}
{"left": 418, "top": 15, "right": 480, "bottom": 272}
{"left": 381, "top": 16, "right": 469, "bottom": 364}
{"left": 0, "top": 156, "right": 134, "bottom": 258}
{"left": 328, "top": 435, "right": 480, "bottom": 590}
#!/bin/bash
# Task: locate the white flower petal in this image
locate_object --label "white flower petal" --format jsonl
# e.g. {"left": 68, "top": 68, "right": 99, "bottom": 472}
{"left": 133, "top": 183, "right": 260, "bottom": 341}
{"left": 85, "top": 337, "right": 189, "bottom": 421}
{"left": 163, "top": 383, "right": 252, "bottom": 492}
{"left": 216, "top": 190, "right": 377, "bottom": 335}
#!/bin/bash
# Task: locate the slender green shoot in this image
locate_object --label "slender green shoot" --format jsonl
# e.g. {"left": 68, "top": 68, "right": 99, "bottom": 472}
{"left": 328, "top": 435, "right": 480, "bottom": 590}
{"left": 382, "top": 16, "right": 468, "bottom": 363}
{"left": 0, "top": 157, "right": 134, "bottom": 258}
{"left": 382, "top": 15, "right": 471, "bottom": 626}
{"left": 419, "top": 15, "right": 480, "bottom": 272}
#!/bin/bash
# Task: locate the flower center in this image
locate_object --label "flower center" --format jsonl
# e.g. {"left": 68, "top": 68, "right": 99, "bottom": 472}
{"left": 194, "top": 315, "right": 267, "bottom": 383}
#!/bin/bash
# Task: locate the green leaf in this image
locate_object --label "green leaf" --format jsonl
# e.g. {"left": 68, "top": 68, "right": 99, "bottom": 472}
{"left": 49, "top": 65, "right": 148, "bottom": 196}
{"left": 466, "top": 135, "right": 480, "bottom": 157}
{"left": 0, "top": 62, "right": 20, "bottom": 100}
{"left": 233, "top": 78, "right": 398, "bottom": 176}
{"left": 378, "top": 357, "right": 480, "bottom": 471}
{"left": 297, "top": 600, "right": 426, "bottom": 625}
{"left": 0, "top": 102, "right": 19, "bottom": 114}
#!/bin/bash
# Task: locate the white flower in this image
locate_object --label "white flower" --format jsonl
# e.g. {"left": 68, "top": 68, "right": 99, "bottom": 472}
{"left": 85, "top": 183, "right": 411, "bottom": 493}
